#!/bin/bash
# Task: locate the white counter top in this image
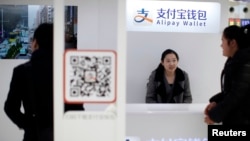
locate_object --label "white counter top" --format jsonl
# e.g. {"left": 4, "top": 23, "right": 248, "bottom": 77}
{"left": 126, "top": 103, "right": 207, "bottom": 114}
{"left": 126, "top": 104, "right": 208, "bottom": 141}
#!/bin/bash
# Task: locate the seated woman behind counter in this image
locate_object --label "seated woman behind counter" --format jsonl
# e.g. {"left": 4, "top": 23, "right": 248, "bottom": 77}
{"left": 146, "top": 49, "right": 192, "bottom": 103}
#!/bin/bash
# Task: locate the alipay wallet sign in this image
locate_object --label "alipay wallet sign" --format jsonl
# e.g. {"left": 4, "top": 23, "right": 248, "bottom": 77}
{"left": 126, "top": 0, "right": 221, "bottom": 33}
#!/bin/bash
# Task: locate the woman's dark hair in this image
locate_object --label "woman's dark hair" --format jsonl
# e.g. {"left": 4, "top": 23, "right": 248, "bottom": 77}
{"left": 155, "top": 49, "right": 179, "bottom": 74}
{"left": 223, "top": 25, "right": 250, "bottom": 50}
{"left": 33, "top": 23, "right": 53, "bottom": 51}
{"left": 160, "top": 49, "right": 179, "bottom": 62}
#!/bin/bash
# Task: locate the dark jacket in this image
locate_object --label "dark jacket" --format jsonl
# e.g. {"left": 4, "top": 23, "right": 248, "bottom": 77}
{"left": 4, "top": 49, "right": 83, "bottom": 141}
{"left": 208, "top": 47, "right": 250, "bottom": 125}
{"left": 146, "top": 67, "right": 192, "bottom": 103}
{"left": 4, "top": 49, "right": 53, "bottom": 141}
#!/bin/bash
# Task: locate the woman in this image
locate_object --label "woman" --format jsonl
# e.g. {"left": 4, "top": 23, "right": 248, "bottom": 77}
{"left": 146, "top": 49, "right": 192, "bottom": 103}
{"left": 4, "top": 23, "right": 84, "bottom": 141}
{"left": 204, "top": 24, "right": 250, "bottom": 125}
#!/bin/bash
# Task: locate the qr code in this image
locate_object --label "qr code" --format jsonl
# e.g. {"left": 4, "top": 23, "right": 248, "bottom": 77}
{"left": 64, "top": 50, "right": 116, "bottom": 103}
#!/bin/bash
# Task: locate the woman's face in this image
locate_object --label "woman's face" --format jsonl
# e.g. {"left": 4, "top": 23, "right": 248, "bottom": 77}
{"left": 161, "top": 53, "right": 178, "bottom": 73}
{"left": 221, "top": 35, "right": 237, "bottom": 57}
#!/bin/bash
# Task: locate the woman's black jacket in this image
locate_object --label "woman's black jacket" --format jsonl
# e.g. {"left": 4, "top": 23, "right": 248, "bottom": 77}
{"left": 208, "top": 47, "right": 250, "bottom": 125}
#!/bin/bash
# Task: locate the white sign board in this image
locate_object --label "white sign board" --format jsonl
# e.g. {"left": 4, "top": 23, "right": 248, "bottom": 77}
{"left": 127, "top": 0, "right": 221, "bottom": 33}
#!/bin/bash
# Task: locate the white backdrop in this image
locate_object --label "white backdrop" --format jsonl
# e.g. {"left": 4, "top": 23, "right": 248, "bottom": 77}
{"left": 1, "top": 0, "right": 250, "bottom": 141}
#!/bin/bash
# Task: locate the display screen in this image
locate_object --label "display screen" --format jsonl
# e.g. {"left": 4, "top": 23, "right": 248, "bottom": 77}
{"left": 0, "top": 5, "right": 77, "bottom": 59}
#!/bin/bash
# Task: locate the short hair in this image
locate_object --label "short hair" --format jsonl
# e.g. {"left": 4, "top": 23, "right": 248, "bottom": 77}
{"left": 33, "top": 23, "right": 53, "bottom": 50}
{"left": 223, "top": 25, "right": 245, "bottom": 49}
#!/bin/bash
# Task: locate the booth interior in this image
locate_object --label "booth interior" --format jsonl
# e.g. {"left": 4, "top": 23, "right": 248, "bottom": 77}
{"left": 0, "top": 0, "right": 250, "bottom": 141}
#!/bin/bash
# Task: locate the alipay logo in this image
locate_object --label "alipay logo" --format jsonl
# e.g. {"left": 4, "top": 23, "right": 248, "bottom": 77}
{"left": 133, "top": 8, "right": 153, "bottom": 26}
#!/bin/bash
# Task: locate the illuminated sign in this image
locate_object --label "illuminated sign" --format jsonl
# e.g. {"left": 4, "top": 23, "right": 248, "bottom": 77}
{"left": 127, "top": 0, "right": 221, "bottom": 33}
{"left": 229, "top": 18, "right": 241, "bottom": 26}
{"left": 240, "top": 19, "right": 250, "bottom": 27}
{"left": 228, "top": 18, "right": 250, "bottom": 27}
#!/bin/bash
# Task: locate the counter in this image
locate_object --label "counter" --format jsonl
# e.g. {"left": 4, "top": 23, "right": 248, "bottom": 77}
{"left": 126, "top": 104, "right": 208, "bottom": 141}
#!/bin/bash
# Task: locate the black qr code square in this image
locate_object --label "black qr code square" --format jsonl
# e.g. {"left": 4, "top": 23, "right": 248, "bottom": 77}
{"left": 65, "top": 50, "right": 116, "bottom": 103}
{"left": 70, "top": 87, "right": 80, "bottom": 97}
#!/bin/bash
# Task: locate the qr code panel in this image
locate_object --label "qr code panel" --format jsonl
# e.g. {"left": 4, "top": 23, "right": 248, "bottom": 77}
{"left": 65, "top": 51, "right": 116, "bottom": 103}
